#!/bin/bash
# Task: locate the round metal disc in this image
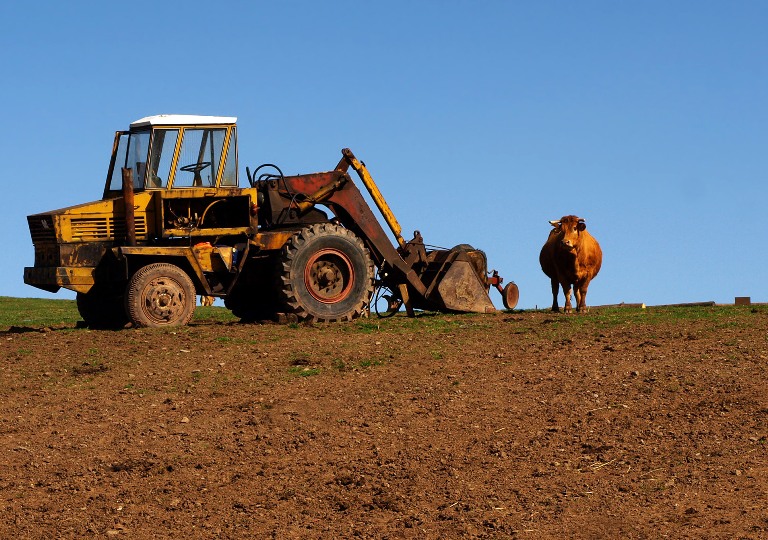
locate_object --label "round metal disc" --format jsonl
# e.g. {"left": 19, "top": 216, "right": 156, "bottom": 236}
{"left": 502, "top": 282, "right": 520, "bottom": 310}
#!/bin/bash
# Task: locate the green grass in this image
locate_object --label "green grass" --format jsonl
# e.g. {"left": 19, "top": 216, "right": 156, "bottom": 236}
{"left": 0, "top": 297, "right": 81, "bottom": 328}
{"left": 358, "top": 358, "right": 386, "bottom": 368}
{"left": 1, "top": 296, "right": 765, "bottom": 331}
{"left": 529, "top": 304, "right": 768, "bottom": 331}
{"left": 288, "top": 365, "right": 321, "bottom": 377}
{"left": 193, "top": 304, "right": 238, "bottom": 324}
{"left": 0, "top": 296, "right": 237, "bottom": 328}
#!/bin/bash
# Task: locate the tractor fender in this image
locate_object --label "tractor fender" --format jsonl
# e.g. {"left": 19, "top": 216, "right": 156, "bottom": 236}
{"left": 117, "top": 246, "right": 213, "bottom": 296}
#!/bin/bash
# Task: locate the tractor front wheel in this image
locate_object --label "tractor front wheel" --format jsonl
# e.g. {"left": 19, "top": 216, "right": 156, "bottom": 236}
{"left": 278, "top": 223, "right": 374, "bottom": 322}
{"left": 125, "top": 263, "right": 196, "bottom": 328}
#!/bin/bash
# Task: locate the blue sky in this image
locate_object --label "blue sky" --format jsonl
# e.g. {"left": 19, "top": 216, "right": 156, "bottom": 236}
{"left": 1, "top": 1, "right": 766, "bottom": 309}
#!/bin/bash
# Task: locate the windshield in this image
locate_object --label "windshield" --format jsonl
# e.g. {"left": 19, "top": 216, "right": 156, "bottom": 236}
{"left": 107, "top": 131, "right": 150, "bottom": 191}
{"left": 172, "top": 128, "right": 227, "bottom": 188}
{"left": 106, "top": 125, "right": 238, "bottom": 191}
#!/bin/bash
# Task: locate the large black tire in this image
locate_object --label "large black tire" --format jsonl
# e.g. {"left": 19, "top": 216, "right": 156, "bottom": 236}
{"left": 278, "top": 223, "right": 374, "bottom": 322}
{"left": 76, "top": 284, "right": 129, "bottom": 329}
{"left": 125, "top": 263, "right": 196, "bottom": 328}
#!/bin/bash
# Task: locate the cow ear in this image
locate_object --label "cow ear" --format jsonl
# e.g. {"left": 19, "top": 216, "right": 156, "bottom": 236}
{"left": 577, "top": 221, "right": 587, "bottom": 231}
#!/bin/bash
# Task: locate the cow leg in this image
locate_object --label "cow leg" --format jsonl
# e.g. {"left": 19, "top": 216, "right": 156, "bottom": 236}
{"left": 561, "top": 282, "right": 573, "bottom": 314}
{"left": 576, "top": 282, "right": 590, "bottom": 313}
{"left": 550, "top": 278, "right": 560, "bottom": 312}
{"left": 574, "top": 288, "right": 584, "bottom": 313}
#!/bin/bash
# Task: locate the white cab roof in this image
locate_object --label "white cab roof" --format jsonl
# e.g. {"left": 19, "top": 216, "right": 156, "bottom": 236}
{"left": 130, "top": 114, "right": 237, "bottom": 129}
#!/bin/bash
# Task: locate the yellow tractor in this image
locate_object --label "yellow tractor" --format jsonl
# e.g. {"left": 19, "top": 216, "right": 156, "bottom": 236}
{"left": 24, "top": 115, "right": 518, "bottom": 327}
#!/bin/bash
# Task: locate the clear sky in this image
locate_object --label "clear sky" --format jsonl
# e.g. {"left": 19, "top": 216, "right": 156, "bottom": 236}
{"left": 1, "top": 1, "right": 766, "bottom": 309}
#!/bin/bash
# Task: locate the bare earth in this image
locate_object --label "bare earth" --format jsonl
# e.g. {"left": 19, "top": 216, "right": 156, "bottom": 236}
{"left": 1, "top": 307, "right": 766, "bottom": 539}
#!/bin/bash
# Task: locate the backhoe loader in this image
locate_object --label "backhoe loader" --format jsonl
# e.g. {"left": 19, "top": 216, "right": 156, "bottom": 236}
{"left": 24, "top": 115, "right": 518, "bottom": 327}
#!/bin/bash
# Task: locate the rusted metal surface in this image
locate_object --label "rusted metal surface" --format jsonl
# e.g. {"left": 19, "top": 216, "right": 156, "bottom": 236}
{"left": 304, "top": 248, "right": 354, "bottom": 303}
{"left": 252, "top": 231, "right": 296, "bottom": 251}
{"left": 488, "top": 270, "right": 519, "bottom": 310}
{"left": 121, "top": 168, "right": 136, "bottom": 246}
{"left": 270, "top": 150, "right": 503, "bottom": 315}
{"left": 342, "top": 148, "right": 406, "bottom": 248}
{"left": 501, "top": 282, "right": 519, "bottom": 310}
{"left": 279, "top": 170, "right": 429, "bottom": 298}
{"left": 119, "top": 245, "right": 214, "bottom": 294}
{"left": 435, "top": 259, "right": 496, "bottom": 313}
{"left": 23, "top": 266, "right": 95, "bottom": 294}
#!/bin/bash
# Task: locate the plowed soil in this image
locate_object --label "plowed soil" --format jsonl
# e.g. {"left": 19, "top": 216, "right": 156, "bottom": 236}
{"left": 1, "top": 307, "right": 766, "bottom": 539}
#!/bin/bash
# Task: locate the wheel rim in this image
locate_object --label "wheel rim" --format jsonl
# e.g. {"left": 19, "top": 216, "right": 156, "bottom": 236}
{"left": 141, "top": 276, "right": 187, "bottom": 323}
{"left": 304, "top": 248, "right": 355, "bottom": 303}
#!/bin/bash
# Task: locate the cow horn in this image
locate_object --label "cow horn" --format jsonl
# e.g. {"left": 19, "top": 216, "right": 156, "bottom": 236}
{"left": 549, "top": 220, "right": 560, "bottom": 227}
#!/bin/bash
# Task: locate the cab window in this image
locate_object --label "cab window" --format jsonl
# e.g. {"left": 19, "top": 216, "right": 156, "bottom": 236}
{"left": 147, "top": 129, "right": 179, "bottom": 188}
{"left": 173, "top": 128, "right": 227, "bottom": 188}
{"left": 107, "top": 131, "right": 149, "bottom": 190}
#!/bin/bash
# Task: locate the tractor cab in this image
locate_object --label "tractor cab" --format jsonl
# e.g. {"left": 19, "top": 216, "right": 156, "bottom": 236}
{"left": 105, "top": 115, "right": 238, "bottom": 196}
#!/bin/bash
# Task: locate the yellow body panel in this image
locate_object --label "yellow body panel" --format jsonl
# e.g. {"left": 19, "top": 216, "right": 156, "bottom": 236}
{"left": 192, "top": 243, "right": 234, "bottom": 273}
{"left": 33, "top": 192, "right": 157, "bottom": 243}
{"left": 251, "top": 231, "right": 296, "bottom": 251}
{"left": 23, "top": 266, "right": 96, "bottom": 294}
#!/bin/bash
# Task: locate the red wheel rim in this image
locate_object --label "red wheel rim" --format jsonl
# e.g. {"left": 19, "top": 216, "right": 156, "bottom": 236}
{"left": 304, "top": 248, "right": 355, "bottom": 303}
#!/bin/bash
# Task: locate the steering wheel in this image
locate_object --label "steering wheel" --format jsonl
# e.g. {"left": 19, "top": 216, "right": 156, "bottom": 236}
{"left": 179, "top": 161, "right": 211, "bottom": 173}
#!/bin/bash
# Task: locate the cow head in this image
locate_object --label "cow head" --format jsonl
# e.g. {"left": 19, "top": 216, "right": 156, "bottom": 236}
{"left": 549, "top": 215, "right": 586, "bottom": 252}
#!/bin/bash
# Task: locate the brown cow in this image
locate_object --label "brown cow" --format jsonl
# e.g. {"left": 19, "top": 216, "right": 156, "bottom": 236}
{"left": 539, "top": 215, "right": 602, "bottom": 313}
{"left": 200, "top": 295, "right": 215, "bottom": 307}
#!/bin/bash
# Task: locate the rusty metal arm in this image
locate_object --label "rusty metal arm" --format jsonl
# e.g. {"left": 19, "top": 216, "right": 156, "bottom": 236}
{"left": 279, "top": 160, "right": 428, "bottom": 299}
{"left": 341, "top": 148, "right": 406, "bottom": 249}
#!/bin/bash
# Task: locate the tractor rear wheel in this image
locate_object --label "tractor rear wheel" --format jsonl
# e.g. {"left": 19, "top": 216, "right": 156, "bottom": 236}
{"left": 125, "top": 263, "right": 196, "bottom": 328}
{"left": 278, "top": 223, "right": 374, "bottom": 322}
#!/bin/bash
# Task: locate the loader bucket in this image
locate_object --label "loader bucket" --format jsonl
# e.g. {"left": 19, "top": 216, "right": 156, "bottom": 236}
{"left": 421, "top": 247, "right": 496, "bottom": 314}
{"left": 435, "top": 258, "right": 496, "bottom": 313}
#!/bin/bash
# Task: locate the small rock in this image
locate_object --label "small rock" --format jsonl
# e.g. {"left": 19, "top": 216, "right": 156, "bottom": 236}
{"left": 181, "top": 417, "right": 190, "bottom": 423}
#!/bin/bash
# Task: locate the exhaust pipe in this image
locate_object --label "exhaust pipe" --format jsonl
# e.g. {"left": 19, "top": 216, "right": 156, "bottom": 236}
{"left": 121, "top": 167, "right": 136, "bottom": 246}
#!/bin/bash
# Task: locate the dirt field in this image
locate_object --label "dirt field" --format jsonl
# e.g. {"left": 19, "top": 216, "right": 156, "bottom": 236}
{"left": 1, "top": 306, "right": 766, "bottom": 539}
